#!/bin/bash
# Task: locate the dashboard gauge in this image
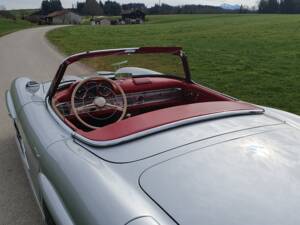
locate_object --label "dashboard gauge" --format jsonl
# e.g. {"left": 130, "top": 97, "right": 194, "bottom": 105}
{"left": 75, "top": 86, "right": 87, "bottom": 99}
{"left": 85, "top": 91, "right": 97, "bottom": 101}
{"left": 98, "top": 85, "right": 112, "bottom": 97}
{"left": 86, "top": 81, "right": 97, "bottom": 88}
{"left": 85, "top": 82, "right": 98, "bottom": 97}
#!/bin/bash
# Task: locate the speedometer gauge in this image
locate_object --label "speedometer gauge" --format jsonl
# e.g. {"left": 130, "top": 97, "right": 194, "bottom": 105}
{"left": 75, "top": 86, "right": 87, "bottom": 99}
{"left": 98, "top": 85, "right": 112, "bottom": 97}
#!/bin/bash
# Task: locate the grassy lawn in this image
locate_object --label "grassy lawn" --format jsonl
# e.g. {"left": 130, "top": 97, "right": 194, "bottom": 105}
{"left": 47, "top": 14, "right": 300, "bottom": 115}
{"left": 0, "top": 18, "right": 33, "bottom": 37}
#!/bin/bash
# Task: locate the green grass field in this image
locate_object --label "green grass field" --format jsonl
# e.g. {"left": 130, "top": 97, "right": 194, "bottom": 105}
{"left": 0, "top": 18, "right": 33, "bottom": 37}
{"left": 47, "top": 14, "right": 300, "bottom": 115}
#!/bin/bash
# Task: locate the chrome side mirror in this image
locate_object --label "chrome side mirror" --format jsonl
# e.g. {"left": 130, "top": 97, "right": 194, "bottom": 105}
{"left": 26, "top": 81, "right": 40, "bottom": 95}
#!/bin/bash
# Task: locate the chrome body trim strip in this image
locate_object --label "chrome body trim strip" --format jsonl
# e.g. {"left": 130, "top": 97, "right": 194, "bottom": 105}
{"left": 5, "top": 90, "right": 17, "bottom": 119}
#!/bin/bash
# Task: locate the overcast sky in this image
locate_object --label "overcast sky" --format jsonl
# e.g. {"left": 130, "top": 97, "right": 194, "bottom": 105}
{"left": 0, "top": 0, "right": 258, "bottom": 10}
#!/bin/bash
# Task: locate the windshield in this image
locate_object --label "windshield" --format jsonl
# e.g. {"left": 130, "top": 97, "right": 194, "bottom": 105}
{"left": 64, "top": 52, "right": 186, "bottom": 80}
{"left": 47, "top": 47, "right": 191, "bottom": 99}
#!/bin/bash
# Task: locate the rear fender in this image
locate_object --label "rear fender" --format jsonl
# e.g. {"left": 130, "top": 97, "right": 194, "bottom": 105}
{"left": 38, "top": 173, "right": 75, "bottom": 225}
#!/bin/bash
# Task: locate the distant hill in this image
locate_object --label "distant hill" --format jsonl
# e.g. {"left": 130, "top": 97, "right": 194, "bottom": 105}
{"left": 220, "top": 3, "right": 240, "bottom": 10}
{"left": 9, "top": 9, "right": 38, "bottom": 19}
{"left": 0, "top": 10, "right": 16, "bottom": 20}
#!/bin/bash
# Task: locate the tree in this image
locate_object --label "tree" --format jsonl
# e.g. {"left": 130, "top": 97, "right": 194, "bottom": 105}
{"left": 269, "top": 0, "right": 280, "bottom": 12}
{"left": 103, "top": 1, "right": 121, "bottom": 16}
{"left": 296, "top": 0, "right": 300, "bottom": 12}
{"left": 82, "top": 0, "right": 103, "bottom": 16}
{"left": 239, "top": 5, "right": 250, "bottom": 13}
{"left": 122, "top": 3, "right": 147, "bottom": 11}
{"left": 259, "top": 0, "right": 280, "bottom": 13}
{"left": 148, "top": 4, "right": 161, "bottom": 14}
{"left": 259, "top": 0, "right": 300, "bottom": 13}
{"left": 280, "top": 0, "right": 298, "bottom": 13}
{"left": 41, "top": 0, "right": 63, "bottom": 15}
{"left": 41, "top": 0, "right": 50, "bottom": 14}
{"left": 50, "top": 0, "right": 63, "bottom": 11}
{"left": 99, "top": 1, "right": 104, "bottom": 10}
{"left": 77, "top": 2, "right": 86, "bottom": 14}
{"left": 0, "top": 5, "right": 6, "bottom": 10}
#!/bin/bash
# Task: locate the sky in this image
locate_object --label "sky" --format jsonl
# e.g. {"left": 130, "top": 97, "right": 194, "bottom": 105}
{"left": 0, "top": 0, "right": 258, "bottom": 10}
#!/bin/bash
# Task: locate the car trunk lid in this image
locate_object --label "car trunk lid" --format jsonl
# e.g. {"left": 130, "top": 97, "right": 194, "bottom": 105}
{"left": 139, "top": 125, "right": 300, "bottom": 225}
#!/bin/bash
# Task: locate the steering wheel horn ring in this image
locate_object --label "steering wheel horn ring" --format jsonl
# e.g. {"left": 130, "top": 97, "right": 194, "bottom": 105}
{"left": 94, "top": 97, "right": 107, "bottom": 108}
{"left": 71, "top": 76, "right": 128, "bottom": 130}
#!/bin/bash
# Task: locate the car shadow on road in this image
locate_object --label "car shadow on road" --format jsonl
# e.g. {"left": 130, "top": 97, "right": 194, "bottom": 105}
{"left": 0, "top": 134, "right": 43, "bottom": 225}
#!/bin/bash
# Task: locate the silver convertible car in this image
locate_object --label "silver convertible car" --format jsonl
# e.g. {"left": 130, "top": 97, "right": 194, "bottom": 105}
{"left": 5, "top": 47, "right": 300, "bottom": 225}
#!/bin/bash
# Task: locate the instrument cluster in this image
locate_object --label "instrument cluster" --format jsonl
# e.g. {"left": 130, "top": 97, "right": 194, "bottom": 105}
{"left": 75, "top": 81, "right": 114, "bottom": 100}
{"left": 56, "top": 87, "right": 184, "bottom": 117}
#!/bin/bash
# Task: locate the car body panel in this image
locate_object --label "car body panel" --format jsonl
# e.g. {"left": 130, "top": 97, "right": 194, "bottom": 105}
{"left": 39, "top": 173, "right": 75, "bottom": 225}
{"left": 6, "top": 77, "right": 177, "bottom": 225}
{"left": 140, "top": 124, "right": 300, "bottom": 225}
{"left": 126, "top": 217, "right": 161, "bottom": 225}
{"left": 43, "top": 140, "right": 177, "bottom": 225}
{"left": 262, "top": 106, "right": 300, "bottom": 130}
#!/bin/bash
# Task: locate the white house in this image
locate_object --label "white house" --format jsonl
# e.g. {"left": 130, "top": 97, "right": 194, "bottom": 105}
{"left": 46, "top": 10, "right": 81, "bottom": 25}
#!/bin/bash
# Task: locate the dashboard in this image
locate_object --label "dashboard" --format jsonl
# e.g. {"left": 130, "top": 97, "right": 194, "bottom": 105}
{"left": 56, "top": 87, "right": 184, "bottom": 117}
{"left": 52, "top": 76, "right": 231, "bottom": 131}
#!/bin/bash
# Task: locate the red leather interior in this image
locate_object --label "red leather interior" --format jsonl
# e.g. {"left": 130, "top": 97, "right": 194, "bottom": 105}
{"left": 77, "top": 101, "right": 260, "bottom": 141}
{"left": 53, "top": 77, "right": 229, "bottom": 103}
{"left": 52, "top": 77, "right": 260, "bottom": 141}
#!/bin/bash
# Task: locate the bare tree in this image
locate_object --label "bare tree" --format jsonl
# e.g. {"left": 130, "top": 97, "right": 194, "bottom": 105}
{"left": 0, "top": 5, "right": 6, "bottom": 10}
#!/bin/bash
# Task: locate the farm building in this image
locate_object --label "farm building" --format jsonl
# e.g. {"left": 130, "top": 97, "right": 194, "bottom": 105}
{"left": 121, "top": 9, "right": 145, "bottom": 24}
{"left": 26, "top": 10, "right": 81, "bottom": 25}
{"left": 45, "top": 10, "right": 81, "bottom": 25}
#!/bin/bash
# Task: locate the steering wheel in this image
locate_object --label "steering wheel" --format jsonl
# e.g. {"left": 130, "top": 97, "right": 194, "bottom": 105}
{"left": 71, "top": 76, "right": 127, "bottom": 130}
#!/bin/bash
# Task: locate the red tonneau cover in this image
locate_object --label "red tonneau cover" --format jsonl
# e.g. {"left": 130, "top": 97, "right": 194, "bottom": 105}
{"left": 77, "top": 101, "right": 262, "bottom": 142}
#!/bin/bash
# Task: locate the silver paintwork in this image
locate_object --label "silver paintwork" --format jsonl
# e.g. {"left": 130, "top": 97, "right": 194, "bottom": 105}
{"left": 140, "top": 124, "right": 300, "bottom": 225}
{"left": 39, "top": 174, "right": 75, "bottom": 225}
{"left": 126, "top": 217, "right": 160, "bottom": 225}
{"left": 82, "top": 114, "right": 284, "bottom": 163}
{"left": 5, "top": 75, "right": 300, "bottom": 225}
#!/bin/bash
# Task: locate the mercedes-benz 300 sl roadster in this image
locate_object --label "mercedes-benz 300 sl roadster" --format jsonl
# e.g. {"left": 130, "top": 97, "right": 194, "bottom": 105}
{"left": 5, "top": 47, "right": 300, "bottom": 225}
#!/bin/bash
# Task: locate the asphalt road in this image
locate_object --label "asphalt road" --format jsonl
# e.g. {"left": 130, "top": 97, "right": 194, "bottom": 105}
{"left": 0, "top": 26, "right": 68, "bottom": 225}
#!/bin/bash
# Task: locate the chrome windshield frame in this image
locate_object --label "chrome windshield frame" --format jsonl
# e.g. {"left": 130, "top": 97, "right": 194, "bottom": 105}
{"left": 46, "top": 47, "right": 192, "bottom": 101}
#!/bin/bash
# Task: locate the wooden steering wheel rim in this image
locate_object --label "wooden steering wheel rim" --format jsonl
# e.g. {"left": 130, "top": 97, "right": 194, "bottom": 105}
{"left": 71, "top": 76, "right": 128, "bottom": 130}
